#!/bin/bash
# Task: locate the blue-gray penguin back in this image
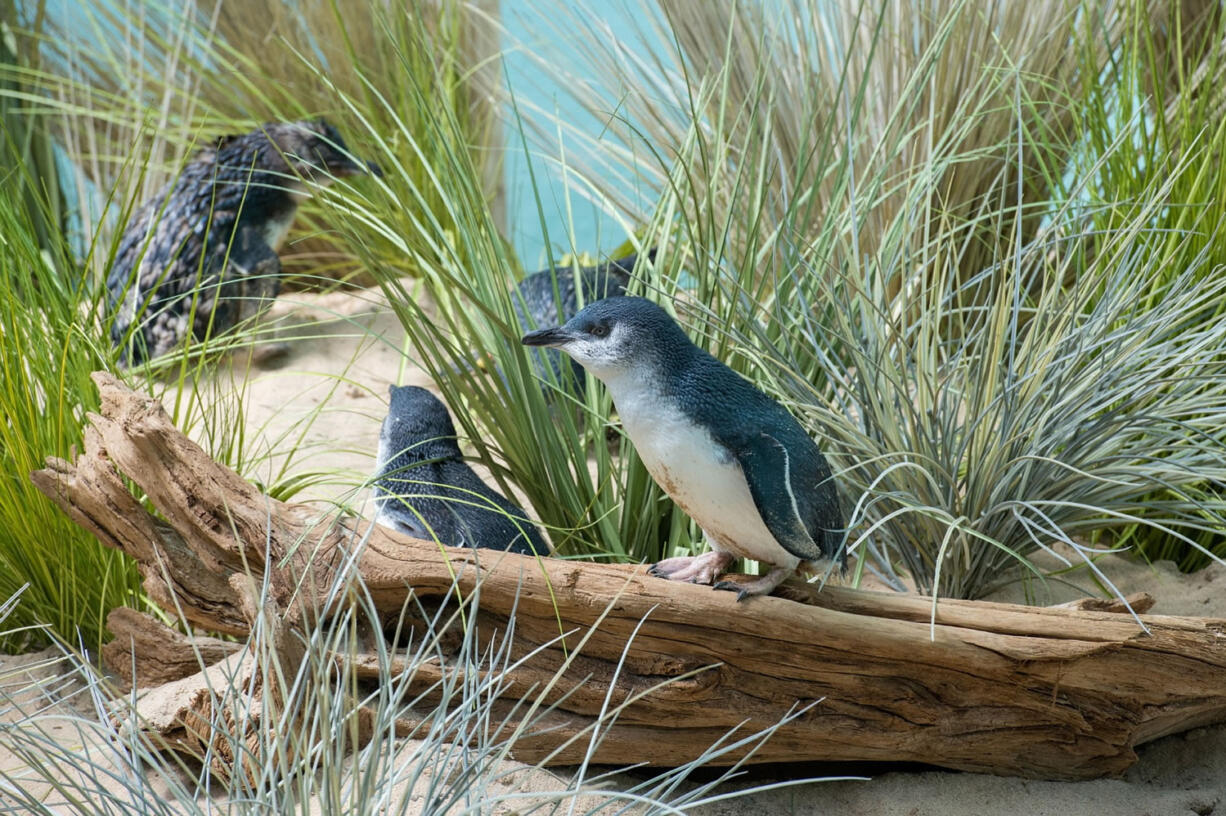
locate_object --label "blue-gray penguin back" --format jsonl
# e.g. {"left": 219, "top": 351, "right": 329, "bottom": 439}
{"left": 670, "top": 344, "right": 847, "bottom": 568}
{"left": 374, "top": 385, "right": 547, "bottom": 556}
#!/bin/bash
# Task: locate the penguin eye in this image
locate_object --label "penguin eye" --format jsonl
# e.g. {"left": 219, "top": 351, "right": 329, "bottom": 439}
{"left": 590, "top": 324, "right": 609, "bottom": 338}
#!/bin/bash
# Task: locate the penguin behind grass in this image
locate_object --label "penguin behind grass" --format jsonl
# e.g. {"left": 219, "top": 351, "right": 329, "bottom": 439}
{"left": 107, "top": 119, "right": 380, "bottom": 366}
{"left": 373, "top": 385, "right": 548, "bottom": 557}
{"left": 513, "top": 250, "right": 654, "bottom": 391}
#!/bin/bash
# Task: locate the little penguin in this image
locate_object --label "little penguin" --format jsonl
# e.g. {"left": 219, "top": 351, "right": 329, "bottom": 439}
{"left": 513, "top": 250, "right": 653, "bottom": 389}
{"left": 522, "top": 296, "right": 843, "bottom": 599}
{"left": 373, "top": 384, "right": 548, "bottom": 557}
{"left": 106, "top": 119, "right": 381, "bottom": 366}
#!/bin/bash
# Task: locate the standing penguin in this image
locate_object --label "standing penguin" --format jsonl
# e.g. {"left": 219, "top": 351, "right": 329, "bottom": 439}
{"left": 373, "top": 385, "right": 548, "bottom": 557}
{"left": 107, "top": 119, "right": 380, "bottom": 365}
{"left": 522, "top": 296, "right": 843, "bottom": 599}
{"left": 513, "top": 250, "right": 653, "bottom": 389}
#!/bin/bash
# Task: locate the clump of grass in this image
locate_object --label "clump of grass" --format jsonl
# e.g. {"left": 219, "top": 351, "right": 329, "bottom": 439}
{"left": 754, "top": 194, "right": 1226, "bottom": 599}
{"left": 0, "top": 7, "right": 66, "bottom": 255}
{"left": 0, "top": 165, "right": 142, "bottom": 654}
{"left": 526, "top": 0, "right": 1135, "bottom": 288}
{"left": 1067, "top": 0, "right": 1226, "bottom": 570}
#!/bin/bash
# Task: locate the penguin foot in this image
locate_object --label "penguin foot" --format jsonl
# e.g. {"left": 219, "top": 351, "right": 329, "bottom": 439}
{"left": 249, "top": 341, "right": 292, "bottom": 368}
{"left": 649, "top": 551, "right": 736, "bottom": 585}
{"left": 713, "top": 567, "right": 793, "bottom": 601}
{"left": 247, "top": 338, "right": 290, "bottom": 367}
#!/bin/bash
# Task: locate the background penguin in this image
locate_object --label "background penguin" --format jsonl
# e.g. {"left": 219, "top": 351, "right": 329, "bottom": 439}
{"left": 522, "top": 296, "right": 843, "bottom": 599}
{"left": 513, "top": 250, "right": 653, "bottom": 390}
{"left": 373, "top": 384, "right": 548, "bottom": 556}
{"left": 106, "top": 119, "right": 380, "bottom": 366}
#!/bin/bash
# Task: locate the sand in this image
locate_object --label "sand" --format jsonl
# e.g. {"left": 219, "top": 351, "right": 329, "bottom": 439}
{"left": 1, "top": 285, "right": 1223, "bottom": 815}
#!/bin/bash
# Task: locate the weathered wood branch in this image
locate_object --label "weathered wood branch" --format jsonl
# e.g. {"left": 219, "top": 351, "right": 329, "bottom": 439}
{"left": 31, "top": 372, "right": 1226, "bottom": 780}
{"left": 101, "top": 608, "right": 240, "bottom": 690}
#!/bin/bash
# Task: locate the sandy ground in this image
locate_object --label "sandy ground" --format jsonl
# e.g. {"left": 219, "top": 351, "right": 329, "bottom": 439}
{"left": 1, "top": 285, "right": 1223, "bottom": 815}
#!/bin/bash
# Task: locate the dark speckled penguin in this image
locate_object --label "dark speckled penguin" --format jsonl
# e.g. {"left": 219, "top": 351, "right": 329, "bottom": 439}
{"left": 373, "top": 385, "right": 548, "bottom": 556}
{"left": 106, "top": 119, "right": 380, "bottom": 365}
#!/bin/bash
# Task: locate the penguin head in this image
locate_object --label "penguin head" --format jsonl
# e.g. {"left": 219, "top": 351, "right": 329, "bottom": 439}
{"left": 380, "top": 385, "right": 462, "bottom": 460}
{"left": 244, "top": 119, "right": 381, "bottom": 184}
{"left": 521, "top": 296, "right": 689, "bottom": 380}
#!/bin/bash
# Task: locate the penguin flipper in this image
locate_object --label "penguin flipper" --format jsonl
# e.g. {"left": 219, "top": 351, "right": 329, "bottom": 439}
{"left": 733, "top": 431, "right": 841, "bottom": 563}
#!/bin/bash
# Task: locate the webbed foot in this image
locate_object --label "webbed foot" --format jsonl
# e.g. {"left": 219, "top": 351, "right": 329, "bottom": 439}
{"left": 649, "top": 550, "right": 736, "bottom": 585}
{"left": 250, "top": 341, "right": 292, "bottom": 368}
{"left": 713, "top": 566, "right": 793, "bottom": 601}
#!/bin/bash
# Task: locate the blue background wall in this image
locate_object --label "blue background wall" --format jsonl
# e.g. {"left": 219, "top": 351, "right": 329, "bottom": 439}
{"left": 500, "top": 1, "right": 638, "bottom": 268}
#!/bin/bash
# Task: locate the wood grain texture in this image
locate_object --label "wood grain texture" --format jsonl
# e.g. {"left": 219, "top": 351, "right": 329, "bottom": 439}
{"left": 101, "top": 608, "right": 240, "bottom": 690}
{"left": 31, "top": 372, "right": 1226, "bottom": 780}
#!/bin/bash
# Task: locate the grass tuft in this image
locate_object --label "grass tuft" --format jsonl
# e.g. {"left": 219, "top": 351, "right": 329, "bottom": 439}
{"left": 0, "top": 167, "right": 142, "bottom": 653}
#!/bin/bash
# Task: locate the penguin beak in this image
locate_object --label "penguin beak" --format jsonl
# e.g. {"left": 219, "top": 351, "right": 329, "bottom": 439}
{"left": 365, "top": 160, "right": 384, "bottom": 178}
{"left": 521, "top": 327, "right": 575, "bottom": 348}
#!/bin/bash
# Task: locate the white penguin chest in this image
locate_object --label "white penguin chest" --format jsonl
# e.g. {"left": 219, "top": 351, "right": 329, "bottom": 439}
{"left": 614, "top": 389, "right": 799, "bottom": 568}
{"left": 260, "top": 186, "right": 311, "bottom": 251}
{"left": 261, "top": 212, "right": 295, "bottom": 252}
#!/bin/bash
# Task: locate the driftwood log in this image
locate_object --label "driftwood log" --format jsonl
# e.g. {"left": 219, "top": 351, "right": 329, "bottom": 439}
{"left": 100, "top": 608, "right": 240, "bottom": 691}
{"left": 31, "top": 372, "right": 1226, "bottom": 781}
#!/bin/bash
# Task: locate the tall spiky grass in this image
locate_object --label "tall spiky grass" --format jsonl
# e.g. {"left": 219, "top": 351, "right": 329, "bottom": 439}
{"left": 590, "top": 0, "right": 1226, "bottom": 597}
{"left": 0, "top": 161, "right": 142, "bottom": 654}
{"left": 742, "top": 188, "right": 1226, "bottom": 600}
{"left": 1068, "top": 0, "right": 1226, "bottom": 569}
{"left": 520, "top": 0, "right": 1149, "bottom": 286}
{"left": 0, "top": 0, "right": 438, "bottom": 648}
{"left": 1, "top": 5, "right": 66, "bottom": 254}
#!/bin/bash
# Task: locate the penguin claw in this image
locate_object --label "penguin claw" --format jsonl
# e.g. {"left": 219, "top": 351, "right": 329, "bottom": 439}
{"left": 712, "top": 580, "right": 749, "bottom": 601}
{"left": 713, "top": 567, "right": 792, "bottom": 600}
